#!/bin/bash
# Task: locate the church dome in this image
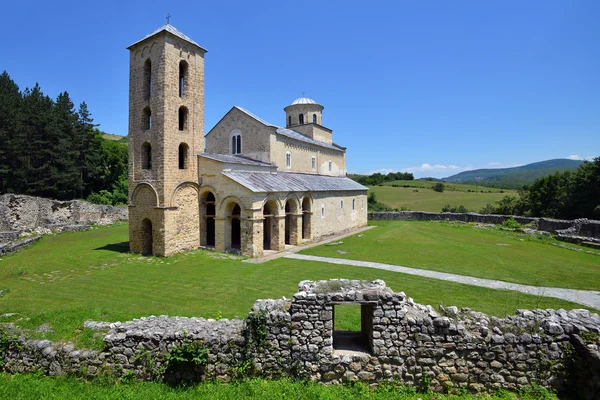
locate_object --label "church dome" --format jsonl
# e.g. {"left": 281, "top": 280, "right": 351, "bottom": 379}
{"left": 290, "top": 97, "right": 319, "bottom": 106}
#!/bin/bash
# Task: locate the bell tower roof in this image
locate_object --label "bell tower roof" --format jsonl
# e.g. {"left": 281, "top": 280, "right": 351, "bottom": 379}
{"left": 127, "top": 24, "right": 208, "bottom": 53}
{"left": 290, "top": 97, "right": 319, "bottom": 106}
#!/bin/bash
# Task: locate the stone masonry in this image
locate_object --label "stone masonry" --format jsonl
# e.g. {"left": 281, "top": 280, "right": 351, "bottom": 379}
{"left": 2, "top": 280, "right": 599, "bottom": 397}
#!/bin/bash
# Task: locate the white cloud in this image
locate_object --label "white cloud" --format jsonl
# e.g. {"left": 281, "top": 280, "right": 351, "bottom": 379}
{"left": 488, "top": 162, "right": 501, "bottom": 166}
{"left": 401, "top": 164, "right": 464, "bottom": 173}
{"left": 363, "top": 168, "right": 394, "bottom": 175}
{"left": 567, "top": 155, "right": 581, "bottom": 160}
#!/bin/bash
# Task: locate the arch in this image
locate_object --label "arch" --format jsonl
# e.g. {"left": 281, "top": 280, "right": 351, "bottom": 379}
{"left": 312, "top": 114, "right": 317, "bottom": 124}
{"left": 200, "top": 189, "right": 217, "bottom": 247}
{"left": 260, "top": 195, "right": 283, "bottom": 214}
{"left": 288, "top": 115, "right": 292, "bottom": 127}
{"left": 284, "top": 197, "right": 299, "bottom": 245}
{"left": 169, "top": 181, "right": 199, "bottom": 207}
{"left": 178, "top": 143, "right": 189, "bottom": 170}
{"left": 141, "top": 218, "right": 153, "bottom": 256}
{"left": 144, "top": 59, "right": 152, "bottom": 100}
{"left": 301, "top": 196, "right": 312, "bottom": 239}
{"left": 179, "top": 60, "right": 189, "bottom": 98}
{"left": 219, "top": 195, "right": 247, "bottom": 212}
{"left": 178, "top": 106, "right": 188, "bottom": 131}
{"left": 143, "top": 107, "right": 152, "bottom": 130}
{"left": 262, "top": 199, "right": 280, "bottom": 251}
{"left": 141, "top": 142, "right": 152, "bottom": 170}
{"left": 285, "top": 151, "right": 291, "bottom": 169}
{"left": 230, "top": 129, "right": 242, "bottom": 155}
{"left": 230, "top": 203, "right": 241, "bottom": 250}
{"left": 298, "top": 113, "right": 304, "bottom": 124}
{"left": 130, "top": 182, "right": 159, "bottom": 207}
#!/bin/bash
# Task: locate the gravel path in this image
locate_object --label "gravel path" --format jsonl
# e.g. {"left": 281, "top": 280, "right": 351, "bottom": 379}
{"left": 285, "top": 254, "right": 600, "bottom": 310}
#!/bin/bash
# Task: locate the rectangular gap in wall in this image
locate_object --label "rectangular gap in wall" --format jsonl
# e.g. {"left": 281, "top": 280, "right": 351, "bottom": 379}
{"left": 333, "top": 304, "right": 373, "bottom": 354}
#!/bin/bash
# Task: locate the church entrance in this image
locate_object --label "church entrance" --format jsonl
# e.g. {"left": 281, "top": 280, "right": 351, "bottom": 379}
{"left": 141, "top": 218, "right": 153, "bottom": 256}
{"left": 302, "top": 197, "right": 311, "bottom": 239}
{"left": 263, "top": 201, "right": 277, "bottom": 250}
{"left": 231, "top": 204, "right": 241, "bottom": 250}
{"left": 205, "top": 192, "right": 216, "bottom": 247}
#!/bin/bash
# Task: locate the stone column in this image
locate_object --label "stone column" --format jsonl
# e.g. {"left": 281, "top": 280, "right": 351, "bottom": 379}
{"left": 214, "top": 217, "right": 227, "bottom": 252}
{"left": 289, "top": 213, "right": 302, "bottom": 246}
{"left": 273, "top": 215, "right": 285, "bottom": 251}
{"left": 241, "top": 217, "right": 263, "bottom": 258}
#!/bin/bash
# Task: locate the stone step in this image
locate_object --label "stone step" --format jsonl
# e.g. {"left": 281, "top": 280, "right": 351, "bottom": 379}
{"left": 582, "top": 241, "right": 600, "bottom": 250}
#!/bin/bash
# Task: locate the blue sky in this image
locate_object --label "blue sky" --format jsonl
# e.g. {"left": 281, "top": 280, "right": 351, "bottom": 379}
{"left": 1, "top": 0, "right": 598, "bottom": 178}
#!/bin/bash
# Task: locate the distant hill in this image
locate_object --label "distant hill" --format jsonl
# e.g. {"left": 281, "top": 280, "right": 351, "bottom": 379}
{"left": 442, "top": 159, "right": 584, "bottom": 189}
{"left": 102, "top": 133, "right": 127, "bottom": 143}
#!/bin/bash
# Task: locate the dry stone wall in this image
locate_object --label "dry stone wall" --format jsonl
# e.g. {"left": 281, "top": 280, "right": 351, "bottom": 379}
{"left": 2, "top": 280, "right": 599, "bottom": 398}
{"left": 369, "top": 211, "right": 600, "bottom": 240}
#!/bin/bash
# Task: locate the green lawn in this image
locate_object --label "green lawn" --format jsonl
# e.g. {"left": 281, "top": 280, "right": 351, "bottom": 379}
{"left": 0, "top": 223, "right": 593, "bottom": 345}
{"left": 369, "top": 185, "right": 514, "bottom": 212}
{"left": 0, "top": 374, "right": 558, "bottom": 400}
{"left": 382, "top": 179, "right": 509, "bottom": 193}
{"left": 302, "top": 220, "right": 600, "bottom": 290}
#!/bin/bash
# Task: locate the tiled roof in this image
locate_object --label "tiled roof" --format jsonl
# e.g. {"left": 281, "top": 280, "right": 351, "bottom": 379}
{"left": 275, "top": 128, "right": 343, "bottom": 152}
{"left": 290, "top": 97, "right": 319, "bottom": 105}
{"left": 198, "top": 153, "right": 273, "bottom": 167}
{"left": 222, "top": 171, "right": 367, "bottom": 193}
{"left": 128, "top": 24, "right": 207, "bottom": 52}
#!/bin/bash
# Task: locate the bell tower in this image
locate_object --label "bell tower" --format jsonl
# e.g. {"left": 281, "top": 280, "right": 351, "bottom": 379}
{"left": 127, "top": 24, "right": 207, "bottom": 256}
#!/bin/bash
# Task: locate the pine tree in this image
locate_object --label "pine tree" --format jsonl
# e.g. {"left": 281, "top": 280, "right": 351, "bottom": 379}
{"left": 0, "top": 71, "right": 22, "bottom": 194}
{"left": 50, "top": 91, "right": 79, "bottom": 199}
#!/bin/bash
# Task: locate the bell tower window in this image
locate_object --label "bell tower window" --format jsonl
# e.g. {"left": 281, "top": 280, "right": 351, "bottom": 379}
{"left": 178, "top": 106, "right": 188, "bottom": 131}
{"left": 313, "top": 114, "right": 317, "bottom": 124}
{"left": 143, "top": 107, "right": 152, "bottom": 130}
{"left": 141, "top": 142, "right": 152, "bottom": 170}
{"left": 179, "top": 143, "right": 189, "bottom": 169}
{"left": 299, "top": 114, "right": 304, "bottom": 124}
{"left": 144, "top": 59, "right": 152, "bottom": 100}
{"left": 179, "top": 61, "right": 188, "bottom": 98}
{"left": 288, "top": 116, "right": 292, "bottom": 127}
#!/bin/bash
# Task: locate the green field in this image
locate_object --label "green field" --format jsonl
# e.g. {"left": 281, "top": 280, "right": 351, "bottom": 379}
{"left": 383, "top": 179, "right": 508, "bottom": 193}
{"left": 0, "top": 374, "right": 558, "bottom": 400}
{"left": 369, "top": 185, "right": 515, "bottom": 212}
{"left": 0, "top": 222, "right": 593, "bottom": 347}
{"left": 302, "top": 220, "right": 600, "bottom": 290}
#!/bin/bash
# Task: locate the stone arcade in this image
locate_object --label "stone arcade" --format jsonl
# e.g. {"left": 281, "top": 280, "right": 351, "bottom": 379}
{"left": 126, "top": 24, "right": 368, "bottom": 257}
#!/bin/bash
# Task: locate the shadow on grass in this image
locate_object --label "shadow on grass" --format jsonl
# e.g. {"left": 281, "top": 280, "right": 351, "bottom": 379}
{"left": 95, "top": 242, "right": 130, "bottom": 253}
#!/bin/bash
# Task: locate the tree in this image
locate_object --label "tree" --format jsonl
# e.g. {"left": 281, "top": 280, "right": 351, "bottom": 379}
{"left": 565, "top": 157, "right": 600, "bottom": 219}
{"left": 432, "top": 182, "right": 445, "bottom": 193}
{"left": 0, "top": 71, "right": 22, "bottom": 194}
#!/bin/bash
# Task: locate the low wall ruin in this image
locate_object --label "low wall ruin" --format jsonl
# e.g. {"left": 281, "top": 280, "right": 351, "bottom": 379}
{"left": 2, "top": 280, "right": 599, "bottom": 397}
{"left": 369, "top": 211, "right": 600, "bottom": 240}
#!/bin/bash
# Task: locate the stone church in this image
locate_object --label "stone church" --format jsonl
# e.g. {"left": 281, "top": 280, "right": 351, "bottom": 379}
{"left": 127, "top": 24, "right": 367, "bottom": 257}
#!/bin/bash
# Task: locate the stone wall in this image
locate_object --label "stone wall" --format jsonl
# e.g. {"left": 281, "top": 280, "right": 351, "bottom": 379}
{"left": 0, "top": 194, "right": 128, "bottom": 233}
{"left": 369, "top": 211, "right": 600, "bottom": 240}
{"left": 2, "top": 280, "right": 599, "bottom": 397}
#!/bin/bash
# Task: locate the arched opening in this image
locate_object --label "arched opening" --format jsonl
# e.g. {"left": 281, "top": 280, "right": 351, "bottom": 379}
{"left": 179, "top": 60, "right": 188, "bottom": 98}
{"left": 284, "top": 199, "right": 298, "bottom": 245}
{"left": 141, "top": 218, "right": 153, "bottom": 256}
{"left": 231, "top": 133, "right": 242, "bottom": 154}
{"left": 178, "top": 106, "right": 188, "bottom": 131}
{"left": 143, "top": 107, "right": 152, "bottom": 130}
{"left": 200, "top": 192, "right": 216, "bottom": 248}
{"left": 313, "top": 114, "right": 317, "bottom": 124}
{"left": 141, "top": 142, "right": 152, "bottom": 170}
{"left": 144, "top": 59, "right": 152, "bottom": 100}
{"left": 230, "top": 203, "right": 241, "bottom": 250}
{"left": 179, "top": 143, "right": 189, "bottom": 170}
{"left": 288, "top": 115, "right": 292, "bottom": 127}
{"left": 263, "top": 201, "right": 278, "bottom": 250}
{"left": 302, "top": 197, "right": 312, "bottom": 240}
{"left": 299, "top": 114, "right": 304, "bottom": 124}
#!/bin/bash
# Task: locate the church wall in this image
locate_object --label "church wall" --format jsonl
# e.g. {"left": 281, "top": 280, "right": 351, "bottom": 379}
{"left": 292, "top": 123, "right": 332, "bottom": 145}
{"left": 310, "top": 191, "right": 368, "bottom": 239}
{"left": 270, "top": 135, "right": 346, "bottom": 176}
{"left": 205, "top": 108, "right": 272, "bottom": 163}
{"left": 163, "top": 184, "right": 200, "bottom": 255}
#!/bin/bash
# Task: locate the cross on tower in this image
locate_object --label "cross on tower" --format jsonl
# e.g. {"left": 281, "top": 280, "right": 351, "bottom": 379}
{"left": 302, "top": 91, "right": 305, "bottom": 97}
{"left": 166, "top": 13, "right": 171, "bottom": 24}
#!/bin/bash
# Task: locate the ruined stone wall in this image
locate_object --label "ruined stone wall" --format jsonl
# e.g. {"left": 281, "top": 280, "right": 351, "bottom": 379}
{"left": 369, "top": 212, "right": 600, "bottom": 240}
{"left": 2, "top": 280, "right": 599, "bottom": 397}
{"left": 0, "top": 194, "right": 127, "bottom": 233}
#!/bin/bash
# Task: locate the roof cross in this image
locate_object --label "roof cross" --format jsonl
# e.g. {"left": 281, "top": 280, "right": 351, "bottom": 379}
{"left": 166, "top": 13, "right": 171, "bottom": 24}
{"left": 302, "top": 91, "right": 305, "bottom": 98}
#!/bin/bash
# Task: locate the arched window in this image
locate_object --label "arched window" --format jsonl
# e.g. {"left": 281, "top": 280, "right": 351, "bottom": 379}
{"left": 352, "top": 199, "right": 356, "bottom": 210}
{"left": 179, "top": 61, "right": 188, "bottom": 98}
{"left": 299, "top": 114, "right": 304, "bottom": 124}
{"left": 328, "top": 160, "right": 332, "bottom": 172}
{"left": 312, "top": 114, "right": 317, "bottom": 124}
{"left": 288, "top": 116, "right": 292, "bottom": 127}
{"left": 141, "top": 142, "right": 152, "bottom": 169}
{"left": 144, "top": 59, "right": 152, "bottom": 100}
{"left": 311, "top": 156, "right": 316, "bottom": 171}
{"left": 178, "top": 106, "right": 188, "bottom": 131}
{"left": 231, "top": 132, "right": 242, "bottom": 154}
{"left": 178, "top": 143, "right": 189, "bottom": 169}
{"left": 286, "top": 151, "right": 291, "bottom": 169}
{"left": 321, "top": 204, "right": 325, "bottom": 218}
{"left": 143, "top": 107, "right": 152, "bottom": 130}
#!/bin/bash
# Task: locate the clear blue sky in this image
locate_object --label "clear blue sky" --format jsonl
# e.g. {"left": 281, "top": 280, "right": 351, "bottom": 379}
{"left": 2, "top": 0, "right": 598, "bottom": 178}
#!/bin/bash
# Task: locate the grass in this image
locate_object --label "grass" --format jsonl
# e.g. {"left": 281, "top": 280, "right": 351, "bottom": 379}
{"left": 382, "top": 179, "right": 509, "bottom": 193}
{"left": 368, "top": 185, "right": 515, "bottom": 212}
{"left": 0, "top": 222, "right": 593, "bottom": 346}
{"left": 302, "top": 220, "right": 600, "bottom": 291}
{"left": 0, "top": 374, "right": 559, "bottom": 399}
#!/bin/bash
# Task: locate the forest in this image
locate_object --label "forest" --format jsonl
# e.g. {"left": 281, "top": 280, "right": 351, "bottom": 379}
{"left": 0, "top": 71, "right": 127, "bottom": 205}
